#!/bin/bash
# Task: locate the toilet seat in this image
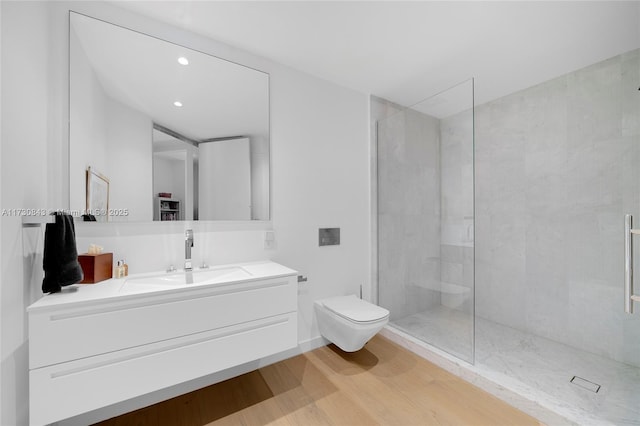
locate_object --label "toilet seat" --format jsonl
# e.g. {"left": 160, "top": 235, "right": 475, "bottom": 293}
{"left": 322, "top": 295, "right": 389, "bottom": 324}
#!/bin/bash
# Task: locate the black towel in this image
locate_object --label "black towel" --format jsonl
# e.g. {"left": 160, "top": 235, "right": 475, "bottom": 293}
{"left": 42, "top": 213, "right": 83, "bottom": 293}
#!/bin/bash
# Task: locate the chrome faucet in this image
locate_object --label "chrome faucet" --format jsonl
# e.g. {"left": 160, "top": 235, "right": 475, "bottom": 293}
{"left": 185, "top": 229, "right": 194, "bottom": 271}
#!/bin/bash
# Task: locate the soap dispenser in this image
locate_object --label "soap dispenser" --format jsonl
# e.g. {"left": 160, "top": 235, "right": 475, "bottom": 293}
{"left": 122, "top": 259, "right": 129, "bottom": 277}
{"left": 115, "top": 260, "right": 124, "bottom": 278}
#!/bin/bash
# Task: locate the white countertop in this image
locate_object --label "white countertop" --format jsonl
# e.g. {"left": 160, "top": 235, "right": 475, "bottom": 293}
{"left": 27, "top": 260, "right": 297, "bottom": 312}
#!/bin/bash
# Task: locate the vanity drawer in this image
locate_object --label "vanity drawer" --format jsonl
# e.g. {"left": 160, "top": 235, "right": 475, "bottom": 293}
{"left": 29, "top": 312, "right": 297, "bottom": 426}
{"left": 29, "top": 275, "right": 296, "bottom": 369}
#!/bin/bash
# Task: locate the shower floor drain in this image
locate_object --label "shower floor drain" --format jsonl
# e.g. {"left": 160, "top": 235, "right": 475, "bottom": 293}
{"left": 570, "top": 376, "right": 601, "bottom": 393}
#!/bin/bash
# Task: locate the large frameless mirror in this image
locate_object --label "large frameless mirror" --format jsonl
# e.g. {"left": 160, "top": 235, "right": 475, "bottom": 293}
{"left": 69, "top": 12, "right": 270, "bottom": 222}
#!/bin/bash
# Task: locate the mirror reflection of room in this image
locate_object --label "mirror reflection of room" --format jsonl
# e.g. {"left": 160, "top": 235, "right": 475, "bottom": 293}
{"left": 152, "top": 127, "right": 193, "bottom": 221}
{"left": 69, "top": 12, "right": 270, "bottom": 223}
{"left": 152, "top": 126, "right": 260, "bottom": 221}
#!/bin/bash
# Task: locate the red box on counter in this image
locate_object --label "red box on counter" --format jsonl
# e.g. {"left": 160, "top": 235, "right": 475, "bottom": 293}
{"left": 78, "top": 253, "right": 113, "bottom": 284}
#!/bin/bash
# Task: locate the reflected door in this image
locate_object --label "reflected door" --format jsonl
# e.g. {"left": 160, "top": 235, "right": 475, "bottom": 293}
{"left": 198, "top": 138, "right": 251, "bottom": 220}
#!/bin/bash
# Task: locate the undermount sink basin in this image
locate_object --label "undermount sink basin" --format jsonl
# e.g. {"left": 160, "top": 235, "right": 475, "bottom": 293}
{"left": 122, "top": 266, "right": 252, "bottom": 290}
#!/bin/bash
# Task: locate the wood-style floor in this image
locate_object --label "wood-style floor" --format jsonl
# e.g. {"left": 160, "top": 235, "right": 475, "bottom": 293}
{"left": 95, "top": 335, "right": 542, "bottom": 426}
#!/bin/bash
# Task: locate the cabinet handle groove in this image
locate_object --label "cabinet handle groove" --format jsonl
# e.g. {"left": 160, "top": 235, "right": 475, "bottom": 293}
{"left": 49, "top": 316, "right": 290, "bottom": 379}
{"left": 50, "top": 280, "right": 289, "bottom": 321}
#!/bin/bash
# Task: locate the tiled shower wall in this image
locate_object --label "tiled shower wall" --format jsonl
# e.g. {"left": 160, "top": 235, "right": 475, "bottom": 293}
{"left": 376, "top": 48, "right": 640, "bottom": 368}
{"left": 375, "top": 97, "right": 443, "bottom": 320}
{"left": 440, "top": 107, "right": 475, "bottom": 313}
{"left": 375, "top": 94, "right": 475, "bottom": 320}
{"left": 465, "top": 48, "right": 640, "bottom": 367}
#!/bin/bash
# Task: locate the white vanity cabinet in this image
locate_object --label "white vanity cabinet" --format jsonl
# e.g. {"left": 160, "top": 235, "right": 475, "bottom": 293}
{"left": 27, "top": 261, "right": 298, "bottom": 426}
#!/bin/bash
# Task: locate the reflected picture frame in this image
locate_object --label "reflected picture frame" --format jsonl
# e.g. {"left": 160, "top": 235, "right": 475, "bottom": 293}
{"left": 86, "top": 166, "right": 109, "bottom": 222}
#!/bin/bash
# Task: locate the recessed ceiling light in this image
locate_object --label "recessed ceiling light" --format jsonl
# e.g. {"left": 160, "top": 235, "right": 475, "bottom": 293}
{"left": 173, "top": 101, "right": 183, "bottom": 107}
{"left": 178, "top": 57, "right": 189, "bottom": 65}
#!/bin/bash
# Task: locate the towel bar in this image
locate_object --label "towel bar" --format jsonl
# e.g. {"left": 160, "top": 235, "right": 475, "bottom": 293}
{"left": 21, "top": 216, "right": 55, "bottom": 227}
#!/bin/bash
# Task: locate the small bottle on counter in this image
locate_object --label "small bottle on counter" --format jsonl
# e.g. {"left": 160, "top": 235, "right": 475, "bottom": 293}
{"left": 115, "top": 260, "right": 124, "bottom": 278}
{"left": 122, "top": 260, "right": 129, "bottom": 277}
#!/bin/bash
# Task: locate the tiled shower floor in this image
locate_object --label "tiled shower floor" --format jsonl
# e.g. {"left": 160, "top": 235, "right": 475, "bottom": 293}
{"left": 392, "top": 307, "right": 640, "bottom": 425}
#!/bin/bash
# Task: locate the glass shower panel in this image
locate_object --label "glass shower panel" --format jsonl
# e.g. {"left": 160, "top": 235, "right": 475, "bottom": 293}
{"left": 377, "top": 79, "right": 474, "bottom": 363}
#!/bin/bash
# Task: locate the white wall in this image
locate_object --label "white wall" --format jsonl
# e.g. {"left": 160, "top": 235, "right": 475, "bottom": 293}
{"left": 1, "top": 2, "right": 369, "bottom": 425}
{"left": 1, "top": 3, "right": 52, "bottom": 424}
{"left": 70, "top": 30, "right": 153, "bottom": 222}
{"left": 69, "top": 24, "right": 109, "bottom": 213}
{"left": 104, "top": 96, "right": 153, "bottom": 221}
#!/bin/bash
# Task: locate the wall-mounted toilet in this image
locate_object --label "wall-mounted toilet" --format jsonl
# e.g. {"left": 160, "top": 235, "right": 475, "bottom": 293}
{"left": 314, "top": 294, "right": 390, "bottom": 352}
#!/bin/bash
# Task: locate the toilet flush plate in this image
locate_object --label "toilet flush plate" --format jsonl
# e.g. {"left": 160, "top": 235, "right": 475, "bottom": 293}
{"left": 319, "top": 228, "right": 340, "bottom": 246}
